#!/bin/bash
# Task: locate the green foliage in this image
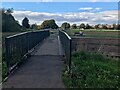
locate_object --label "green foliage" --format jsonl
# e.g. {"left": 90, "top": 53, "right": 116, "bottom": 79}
{"left": 2, "top": 8, "right": 21, "bottom": 32}
{"left": 85, "top": 24, "right": 92, "bottom": 29}
{"left": 71, "top": 24, "right": 77, "bottom": 29}
{"left": 116, "top": 24, "right": 120, "bottom": 30}
{"left": 22, "top": 17, "right": 30, "bottom": 29}
{"left": 80, "top": 23, "right": 85, "bottom": 29}
{"left": 102, "top": 24, "right": 108, "bottom": 29}
{"left": 65, "top": 29, "right": 120, "bottom": 38}
{"left": 95, "top": 24, "right": 100, "bottom": 29}
{"left": 40, "top": 19, "right": 58, "bottom": 29}
{"left": 62, "top": 51, "right": 119, "bottom": 88}
{"left": 6, "top": 8, "right": 13, "bottom": 14}
{"left": 61, "top": 22, "right": 70, "bottom": 30}
{"left": 113, "top": 24, "right": 117, "bottom": 30}
{"left": 2, "top": 61, "right": 8, "bottom": 79}
{"left": 31, "top": 23, "right": 38, "bottom": 29}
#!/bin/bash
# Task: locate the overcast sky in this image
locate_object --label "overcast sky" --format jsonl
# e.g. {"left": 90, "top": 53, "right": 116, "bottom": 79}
{"left": 2, "top": 1, "right": 119, "bottom": 26}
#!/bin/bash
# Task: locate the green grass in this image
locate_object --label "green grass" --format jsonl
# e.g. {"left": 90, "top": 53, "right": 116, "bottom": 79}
{"left": 65, "top": 29, "right": 120, "bottom": 38}
{"left": 62, "top": 51, "right": 120, "bottom": 88}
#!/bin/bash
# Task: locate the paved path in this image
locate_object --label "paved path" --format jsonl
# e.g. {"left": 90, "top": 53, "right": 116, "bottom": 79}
{"left": 2, "top": 35, "right": 65, "bottom": 88}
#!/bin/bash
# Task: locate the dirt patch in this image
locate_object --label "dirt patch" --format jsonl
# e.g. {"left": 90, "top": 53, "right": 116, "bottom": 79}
{"left": 72, "top": 37, "right": 120, "bottom": 58}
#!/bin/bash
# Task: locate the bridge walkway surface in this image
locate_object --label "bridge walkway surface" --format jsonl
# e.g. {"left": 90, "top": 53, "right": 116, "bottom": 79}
{"left": 2, "top": 34, "right": 65, "bottom": 88}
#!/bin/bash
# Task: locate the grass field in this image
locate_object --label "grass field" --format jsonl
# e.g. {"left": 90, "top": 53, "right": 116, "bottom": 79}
{"left": 65, "top": 29, "right": 120, "bottom": 38}
{"left": 62, "top": 29, "right": 120, "bottom": 88}
{"left": 62, "top": 51, "right": 119, "bottom": 88}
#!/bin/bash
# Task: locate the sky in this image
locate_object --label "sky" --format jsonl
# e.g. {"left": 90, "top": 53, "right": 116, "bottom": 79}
{"left": 1, "top": 0, "right": 120, "bottom": 2}
{"left": 1, "top": 1, "right": 119, "bottom": 26}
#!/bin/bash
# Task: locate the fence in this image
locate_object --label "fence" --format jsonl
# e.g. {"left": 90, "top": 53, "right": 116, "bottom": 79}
{"left": 5, "top": 30, "right": 50, "bottom": 73}
{"left": 59, "top": 30, "right": 72, "bottom": 71}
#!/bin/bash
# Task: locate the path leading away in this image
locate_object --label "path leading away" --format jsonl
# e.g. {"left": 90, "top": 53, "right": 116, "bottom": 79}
{"left": 3, "top": 35, "right": 65, "bottom": 88}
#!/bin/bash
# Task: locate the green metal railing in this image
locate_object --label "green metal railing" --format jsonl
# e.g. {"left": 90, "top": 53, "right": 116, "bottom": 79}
{"left": 5, "top": 30, "right": 50, "bottom": 73}
{"left": 59, "top": 30, "right": 72, "bottom": 71}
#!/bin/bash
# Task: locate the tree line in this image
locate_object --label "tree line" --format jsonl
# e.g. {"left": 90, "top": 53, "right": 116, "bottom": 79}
{"left": 1, "top": 8, "right": 21, "bottom": 32}
{"left": 1, "top": 8, "right": 59, "bottom": 32}
{"left": 61, "top": 23, "right": 120, "bottom": 30}
{"left": 1, "top": 8, "right": 120, "bottom": 32}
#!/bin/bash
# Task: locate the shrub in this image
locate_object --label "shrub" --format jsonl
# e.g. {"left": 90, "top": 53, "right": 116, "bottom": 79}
{"left": 62, "top": 51, "right": 119, "bottom": 88}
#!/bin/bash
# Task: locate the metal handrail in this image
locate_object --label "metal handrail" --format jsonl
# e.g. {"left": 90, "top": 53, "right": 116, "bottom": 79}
{"left": 5, "top": 30, "right": 50, "bottom": 73}
{"left": 59, "top": 30, "right": 72, "bottom": 71}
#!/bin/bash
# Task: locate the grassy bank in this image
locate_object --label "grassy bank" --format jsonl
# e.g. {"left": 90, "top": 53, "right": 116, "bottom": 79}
{"left": 65, "top": 29, "right": 120, "bottom": 38}
{"left": 62, "top": 51, "right": 119, "bottom": 88}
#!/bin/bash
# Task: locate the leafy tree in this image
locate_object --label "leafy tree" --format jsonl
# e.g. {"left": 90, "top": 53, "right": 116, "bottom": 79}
{"left": 85, "top": 24, "right": 92, "bottom": 29}
{"left": 80, "top": 23, "right": 85, "bottom": 29}
{"left": 113, "top": 24, "right": 117, "bottom": 29}
{"left": 2, "top": 8, "right": 21, "bottom": 32}
{"left": 6, "top": 8, "right": 13, "bottom": 14}
{"left": 61, "top": 22, "right": 67, "bottom": 29}
{"left": 116, "top": 24, "right": 120, "bottom": 30}
{"left": 102, "top": 24, "right": 108, "bottom": 29}
{"left": 95, "top": 24, "right": 100, "bottom": 29}
{"left": 66, "top": 23, "right": 70, "bottom": 29}
{"left": 72, "top": 24, "right": 77, "bottom": 29}
{"left": 61, "top": 22, "right": 70, "bottom": 29}
{"left": 40, "top": 19, "right": 58, "bottom": 29}
{"left": 31, "top": 23, "right": 38, "bottom": 29}
{"left": 22, "top": 17, "right": 30, "bottom": 29}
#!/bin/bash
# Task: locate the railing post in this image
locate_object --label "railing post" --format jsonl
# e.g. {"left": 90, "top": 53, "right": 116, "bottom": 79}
{"left": 27, "top": 32, "right": 30, "bottom": 52}
{"left": 4, "top": 30, "right": 50, "bottom": 78}
{"left": 59, "top": 30, "right": 72, "bottom": 72}
{"left": 69, "top": 39, "right": 72, "bottom": 72}
{"left": 5, "top": 38, "right": 10, "bottom": 74}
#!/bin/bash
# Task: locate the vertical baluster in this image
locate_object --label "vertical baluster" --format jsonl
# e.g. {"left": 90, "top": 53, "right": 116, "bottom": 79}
{"left": 5, "top": 38, "right": 10, "bottom": 74}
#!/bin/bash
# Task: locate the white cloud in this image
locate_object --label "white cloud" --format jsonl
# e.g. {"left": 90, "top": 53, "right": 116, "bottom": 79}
{"left": 78, "top": 7, "right": 102, "bottom": 12}
{"left": 78, "top": 7, "right": 93, "bottom": 10}
{"left": 42, "top": 0, "right": 53, "bottom": 1}
{"left": 12, "top": 10, "right": 118, "bottom": 26}
{"left": 90, "top": 0, "right": 102, "bottom": 2}
{"left": 95, "top": 8, "right": 102, "bottom": 10}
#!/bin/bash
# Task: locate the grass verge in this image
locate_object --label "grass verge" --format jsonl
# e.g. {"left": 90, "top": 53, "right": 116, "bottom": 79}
{"left": 62, "top": 51, "right": 120, "bottom": 88}
{"left": 64, "top": 29, "right": 120, "bottom": 38}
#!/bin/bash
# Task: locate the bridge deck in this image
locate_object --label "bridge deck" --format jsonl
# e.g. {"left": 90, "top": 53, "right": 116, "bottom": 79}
{"left": 3, "top": 35, "right": 65, "bottom": 88}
